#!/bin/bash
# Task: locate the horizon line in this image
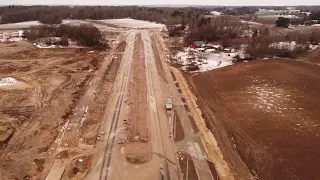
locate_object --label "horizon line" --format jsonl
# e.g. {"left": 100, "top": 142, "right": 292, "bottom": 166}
{"left": 0, "top": 4, "right": 320, "bottom": 7}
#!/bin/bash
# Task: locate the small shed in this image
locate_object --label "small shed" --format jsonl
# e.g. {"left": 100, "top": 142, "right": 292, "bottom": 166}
{"left": 189, "top": 41, "right": 205, "bottom": 49}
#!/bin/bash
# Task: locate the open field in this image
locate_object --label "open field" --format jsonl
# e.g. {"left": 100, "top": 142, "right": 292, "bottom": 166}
{"left": 190, "top": 59, "right": 320, "bottom": 179}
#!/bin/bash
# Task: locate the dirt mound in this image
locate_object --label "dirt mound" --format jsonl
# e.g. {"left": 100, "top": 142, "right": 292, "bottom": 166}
{"left": 125, "top": 153, "right": 152, "bottom": 164}
{"left": 128, "top": 33, "right": 149, "bottom": 142}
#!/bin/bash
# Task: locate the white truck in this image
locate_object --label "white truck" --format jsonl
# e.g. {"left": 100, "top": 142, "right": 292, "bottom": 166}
{"left": 165, "top": 99, "right": 173, "bottom": 111}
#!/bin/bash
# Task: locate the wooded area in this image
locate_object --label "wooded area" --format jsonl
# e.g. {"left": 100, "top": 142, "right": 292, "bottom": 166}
{"left": 24, "top": 24, "right": 106, "bottom": 47}
{"left": 0, "top": 5, "right": 207, "bottom": 25}
{"left": 184, "top": 16, "right": 249, "bottom": 43}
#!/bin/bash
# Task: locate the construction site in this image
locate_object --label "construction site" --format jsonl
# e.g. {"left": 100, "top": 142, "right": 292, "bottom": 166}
{"left": 0, "top": 14, "right": 319, "bottom": 180}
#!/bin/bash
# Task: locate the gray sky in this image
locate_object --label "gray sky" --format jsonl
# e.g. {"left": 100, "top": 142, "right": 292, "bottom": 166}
{"left": 1, "top": 0, "right": 319, "bottom": 6}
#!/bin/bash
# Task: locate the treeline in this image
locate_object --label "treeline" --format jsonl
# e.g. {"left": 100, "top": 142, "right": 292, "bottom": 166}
{"left": 184, "top": 16, "right": 248, "bottom": 43}
{"left": 24, "top": 24, "right": 106, "bottom": 47}
{"left": 0, "top": 5, "right": 206, "bottom": 25}
{"left": 274, "top": 11, "right": 320, "bottom": 27}
{"left": 246, "top": 27, "right": 320, "bottom": 58}
{"left": 309, "top": 11, "right": 320, "bottom": 20}
{"left": 212, "top": 7, "right": 258, "bottom": 15}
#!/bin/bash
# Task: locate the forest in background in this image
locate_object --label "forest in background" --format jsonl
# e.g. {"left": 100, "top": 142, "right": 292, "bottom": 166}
{"left": 0, "top": 5, "right": 207, "bottom": 25}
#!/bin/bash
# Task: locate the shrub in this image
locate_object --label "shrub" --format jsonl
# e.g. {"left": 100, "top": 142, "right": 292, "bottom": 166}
{"left": 275, "top": 17, "right": 290, "bottom": 28}
{"left": 168, "top": 28, "right": 182, "bottom": 37}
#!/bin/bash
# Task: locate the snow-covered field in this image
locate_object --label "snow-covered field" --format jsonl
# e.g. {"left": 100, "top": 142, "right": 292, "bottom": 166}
{"left": 0, "top": 77, "right": 17, "bottom": 86}
{"left": 210, "top": 11, "right": 222, "bottom": 16}
{"left": 241, "top": 20, "right": 263, "bottom": 26}
{"left": 0, "top": 20, "right": 91, "bottom": 30}
{"left": 173, "top": 47, "right": 242, "bottom": 72}
{"left": 0, "top": 18, "right": 165, "bottom": 30}
{"left": 0, "top": 21, "right": 40, "bottom": 29}
{"left": 97, "top": 18, "right": 165, "bottom": 29}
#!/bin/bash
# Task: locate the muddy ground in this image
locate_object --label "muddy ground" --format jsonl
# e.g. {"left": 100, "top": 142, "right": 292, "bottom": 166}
{"left": 0, "top": 41, "right": 106, "bottom": 179}
{"left": 190, "top": 59, "right": 320, "bottom": 179}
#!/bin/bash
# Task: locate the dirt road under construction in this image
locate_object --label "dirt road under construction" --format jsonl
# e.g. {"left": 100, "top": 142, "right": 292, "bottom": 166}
{"left": 84, "top": 28, "right": 218, "bottom": 180}
{"left": 0, "top": 23, "right": 218, "bottom": 180}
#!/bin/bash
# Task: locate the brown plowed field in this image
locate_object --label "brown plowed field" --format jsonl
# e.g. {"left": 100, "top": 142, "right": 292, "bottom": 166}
{"left": 190, "top": 59, "right": 320, "bottom": 180}
{"left": 302, "top": 48, "right": 320, "bottom": 64}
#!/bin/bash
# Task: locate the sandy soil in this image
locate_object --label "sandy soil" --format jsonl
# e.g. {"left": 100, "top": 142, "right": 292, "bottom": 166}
{"left": 0, "top": 41, "right": 106, "bottom": 179}
{"left": 191, "top": 59, "right": 320, "bottom": 180}
{"left": 78, "top": 54, "right": 122, "bottom": 145}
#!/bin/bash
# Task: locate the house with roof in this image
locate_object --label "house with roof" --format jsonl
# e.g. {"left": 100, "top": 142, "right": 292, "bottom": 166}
{"left": 189, "top": 41, "right": 205, "bottom": 49}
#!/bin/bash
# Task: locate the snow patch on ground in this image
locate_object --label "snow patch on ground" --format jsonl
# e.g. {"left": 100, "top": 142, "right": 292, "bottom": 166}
{"left": 269, "top": 41, "right": 298, "bottom": 50}
{"left": 62, "top": 19, "right": 88, "bottom": 26}
{"left": 98, "top": 18, "right": 165, "bottom": 29}
{"left": 34, "top": 37, "right": 81, "bottom": 48}
{"left": 0, "top": 77, "right": 17, "bottom": 86}
{"left": 200, "top": 53, "right": 234, "bottom": 72}
{"left": 0, "top": 21, "right": 40, "bottom": 29}
{"left": 243, "top": 76, "right": 292, "bottom": 113}
{"left": 210, "top": 11, "right": 221, "bottom": 16}
{"left": 173, "top": 47, "right": 243, "bottom": 72}
{"left": 0, "top": 30, "right": 24, "bottom": 42}
{"left": 0, "top": 20, "right": 87, "bottom": 29}
{"left": 310, "top": 44, "right": 318, "bottom": 51}
{"left": 241, "top": 20, "right": 263, "bottom": 26}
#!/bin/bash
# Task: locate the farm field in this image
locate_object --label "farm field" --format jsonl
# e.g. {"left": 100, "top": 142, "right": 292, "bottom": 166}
{"left": 190, "top": 58, "right": 320, "bottom": 179}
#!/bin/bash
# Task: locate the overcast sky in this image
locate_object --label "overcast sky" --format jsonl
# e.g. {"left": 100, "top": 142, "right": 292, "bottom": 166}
{"left": 1, "top": 0, "right": 319, "bottom": 6}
